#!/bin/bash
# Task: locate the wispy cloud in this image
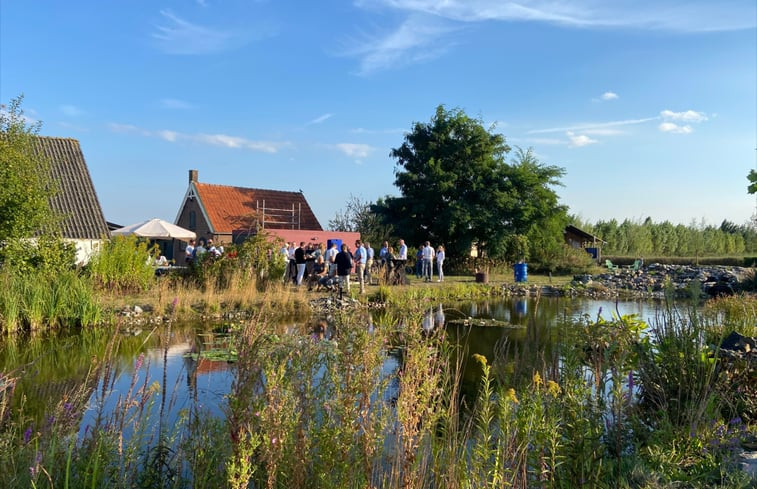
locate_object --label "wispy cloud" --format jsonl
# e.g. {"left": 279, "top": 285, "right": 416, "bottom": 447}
{"left": 60, "top": 104, "right": 84, "bottom": 117}
{"left": 528, "top": 117, "right": 658, "bottom": 134}
{"left": 660, "top": 109, "right": 708, "bottom": 122}
{"left": 335, "top": 143, "right": 375, "bottom": 159}
{"left": 107, "top": 122, "right": 287, "bottom": 153}
{"left": 152, "top": 9, "right": 241, "bottom": 54}
{"left": 307, "top": 113, "right": 333, "bottom": 125}
{"left": 160, "top": 98, "right": 194, "bottom": 110}
{"left": 567, "top": 131, "right": 598, "bottom": 147}
{"left": 363, "top": 0, "right": 755, "bottom": 32}
{"left": 343, "top": 14, "right": 460, "bottom": 75}
{"left": 658, "top": 122, "right": 693, "bottom": 134}
{"left": 598, "top": 91, "right": 618, "bottom": 101}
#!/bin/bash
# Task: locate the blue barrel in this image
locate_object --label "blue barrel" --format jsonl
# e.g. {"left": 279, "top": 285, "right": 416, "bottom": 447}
{"left": 514, "top": 263, "right": 528, "bottom": 283}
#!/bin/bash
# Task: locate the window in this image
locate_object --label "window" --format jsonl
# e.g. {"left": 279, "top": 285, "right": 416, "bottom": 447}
{"left": 189, "top": 211, "right": 196, "bottom": 230}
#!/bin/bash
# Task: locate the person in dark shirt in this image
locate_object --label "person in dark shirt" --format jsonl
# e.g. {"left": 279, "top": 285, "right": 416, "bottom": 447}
{"left": 294, "top": 241, "right": 307, "bottom": 285}
{"left": 335, "top": 243, "right": 353, "bottom": 292}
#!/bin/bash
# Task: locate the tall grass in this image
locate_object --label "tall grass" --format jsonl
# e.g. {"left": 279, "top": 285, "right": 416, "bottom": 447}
{"left": 0, "top": 268, "right": 104, "bottom": 332}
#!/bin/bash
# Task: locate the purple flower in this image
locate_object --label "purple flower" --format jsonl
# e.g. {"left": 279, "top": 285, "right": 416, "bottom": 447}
{"left": 24, "top": 425, "right": 33, "bottom": 444}
{"left": 135, "top": 353, "right": 145, "bottom": 371}
{"left": 172, "top": 297, "right": 179, "bottom": 310}
{"left": 64, "top": 402, "right": 73, "bottom": 413}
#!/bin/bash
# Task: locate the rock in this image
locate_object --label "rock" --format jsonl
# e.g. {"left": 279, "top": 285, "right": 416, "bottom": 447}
{"left": 133, "top": 305, "right": 143, "bottom": 315}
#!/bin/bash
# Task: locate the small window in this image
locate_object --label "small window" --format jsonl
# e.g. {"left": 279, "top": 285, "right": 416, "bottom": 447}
{"left": 189, "top": 211, "right": 196, "bottom": 230}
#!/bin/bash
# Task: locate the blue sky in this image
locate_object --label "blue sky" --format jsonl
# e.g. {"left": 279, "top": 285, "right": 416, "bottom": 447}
{"left": 2, "top": 1, "right": 755, "bottom": 229}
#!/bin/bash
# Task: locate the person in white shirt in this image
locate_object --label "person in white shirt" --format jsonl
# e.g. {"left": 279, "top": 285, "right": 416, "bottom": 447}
{"left": 354, "top": 240, "right": 367, "bottom": 294}
{"left": 421, "top": 241, "right": 435, "bottom": 282}
{"left": 398, "top": 239, "right": 408, "bottom": 260}
{"left": 326, "top": 242, "right": 339, "bottom": 277}
{"left": 436, "top": 245, "right": 445, "bottom": 282}
{"left": 185, "top": 239, "right": 196, "bottom": 264}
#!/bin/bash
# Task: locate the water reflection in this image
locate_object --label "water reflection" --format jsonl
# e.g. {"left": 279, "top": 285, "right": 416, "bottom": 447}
{"left": 0, "top": 297, "right": 666, "bottom": 430}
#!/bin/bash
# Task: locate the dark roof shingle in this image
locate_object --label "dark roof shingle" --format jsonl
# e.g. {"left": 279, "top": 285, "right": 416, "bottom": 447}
{"left": 35, "top": 137, "right": 109, "bottom": 239}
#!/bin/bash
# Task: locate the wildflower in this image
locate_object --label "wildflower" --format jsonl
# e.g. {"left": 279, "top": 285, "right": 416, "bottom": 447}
{"left": 64, "top": 402, "right": 73, "bottom": 413}
{"left": 135, "top": 353, "right": 144, "bottom": 371}
{"left": 23, "top": 425, "right": 33, "bottom": 444}
{"left": 532, "top": 371, "right": 543, "bottom": 387}
{"left": 504, "top": 388, "right": 519, "bottom": 404}
{"left": 546, "top": 380, "right": 562, "bottom": 396}
{"left": 472, "top": 353, "right": 488, "bottom": 367}
{"left": 171, "top": 297, "right": 179, "bottom": 311}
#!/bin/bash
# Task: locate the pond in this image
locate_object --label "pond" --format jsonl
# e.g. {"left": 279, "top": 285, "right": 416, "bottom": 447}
{"left": 0, "top": 296, "right": 666, "bottom": 430}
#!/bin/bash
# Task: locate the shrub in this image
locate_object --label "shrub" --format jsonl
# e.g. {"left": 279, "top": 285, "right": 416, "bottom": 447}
{"left": 86, "top": 236, "right": 158, "bottom": 293}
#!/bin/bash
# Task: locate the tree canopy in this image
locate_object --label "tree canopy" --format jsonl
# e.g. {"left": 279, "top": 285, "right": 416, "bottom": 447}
{"left": 0, "top": 95, "right": 56, "bottom": 239}
{"left": 374, "top": 105, "right": 567, "bottom": 262}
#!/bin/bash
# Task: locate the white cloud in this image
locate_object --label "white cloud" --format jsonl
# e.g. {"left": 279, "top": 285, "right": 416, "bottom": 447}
{"left": 335, "top": 143, "right": 374, "bottom": 158}
{"left": 343, "top": 14, "right": 460, "bottom": 75}
{"left": 157, "top": 130, "right": 181, "bottom": 142}
{"left": 362, "top": 0, "right": 755, "bottom": 32}
{"left": 153, "top": 10, "right": 238, "bottom": 54}
{"left": 600, "top": 91, "right": 618, "bottom": 101}
{"left": 60, "top": 104, "right": 84, "bottom": 117}
{"left": 660, "top": 109, "right": 708, "bottom": 122}
{"left": 529, "top": 117, "right": 657, "bottom": 134}
{"left": 107, "top": 122, "right": 285, "bottom": 152}
{"left": 160, "top": 98, "right": 194, "bottom": 109}
{"left": 307, "top": 113, "right": 333, "bottom": 125}
{"left": 567, "top": 131, "right": 598, "bottom": 147}
{"left": 658, "top": 122, "right": 693, "bottom": 134}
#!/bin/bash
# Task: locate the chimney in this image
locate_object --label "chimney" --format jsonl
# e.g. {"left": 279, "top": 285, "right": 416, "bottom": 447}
{"left": 189, "top": 169, "right": 198, "bottom": 183}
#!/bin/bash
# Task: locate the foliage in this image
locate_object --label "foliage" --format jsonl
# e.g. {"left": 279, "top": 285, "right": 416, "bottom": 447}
{"left": 0, "top": 95, "right": 58, "bottom": 240}
{"left": 0, "top": 234, "right": 76, "bottom": 275}
{"left": 375, "top": 106, "right": 568, "bottom": 262}
{"left": 189, "top": 232, "right": 285, "bottom": 290}
{"left": 585, "top": 216, "right": 757, "bottom": 257}
{"left": 328, "top": 194, "right": 394, "bottom": 246}
{"left": 748, "top": 169, "right": 757, "bottom": 195}
{"left": 86, "top": 235, "right": 158, "bottom": 293}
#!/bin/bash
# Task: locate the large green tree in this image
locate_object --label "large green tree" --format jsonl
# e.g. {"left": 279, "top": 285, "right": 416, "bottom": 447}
{"left": 0, "top": 95, "right": 56, "bottom": 239}
{"left": 374, "top": 105, "right": 567, "bottom": 262}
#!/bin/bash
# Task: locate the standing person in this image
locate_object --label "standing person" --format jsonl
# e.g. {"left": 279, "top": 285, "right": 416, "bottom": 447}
{"left": 421, "top": 241, "right": 435, "bottom": 282}
{"left": 364, "top": 241, "right": 374, "bottom": 285}
{"left": 379, "top": 241, "right": 389, "bottom": 265}
{"left": 185, "top": 239, "right": 196, "bottom": 264}
{"left": 436, "top": 245, "right": 445, "bottom": 282}
{"left": 415, "top": 247, "right": 423, "bottom": 278}
{"left": 326, "top": 241, "right": 339, "bottom": 277}
{"left": 295, "top": 241, "right": 307, "bottom": 286}
{"left": 398, "top": 239, "right": 408, "bottom": 260}
{"left": 287, "top": 242, "right": 297, "bottom": 283}
{"left": 335, "top": 244, "right": 353, "bottom": 293}
{"left": 281, "top": 242, "right": 290, "bottom": 281}
{"left": 354, "top": 240, "right": 366, "bottom": 294}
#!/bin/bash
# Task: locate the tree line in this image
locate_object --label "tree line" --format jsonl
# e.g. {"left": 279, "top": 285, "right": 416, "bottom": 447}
{"left": 574, "top": 217, "right": 757, "bottom": 257}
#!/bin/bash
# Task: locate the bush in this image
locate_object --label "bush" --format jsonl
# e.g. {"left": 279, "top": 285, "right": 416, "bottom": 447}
{"left": 0, "top": 235, "right": 76, "bottom": 275}
{"left": 86, "top": 236, "right": 158, "bottom": 293}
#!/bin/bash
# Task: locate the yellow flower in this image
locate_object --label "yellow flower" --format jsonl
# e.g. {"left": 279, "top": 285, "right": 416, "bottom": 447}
{"left": 472, "top": 353, "right": 488, "bottom": 367}
{"left": 532, "top": 371, "right": 543, "bottom": 387}
{"left": 504, "top": 388, "right": 519, "bottom": 404}
{"left": 546, "top": 380, "right": 562, "bottom": 396}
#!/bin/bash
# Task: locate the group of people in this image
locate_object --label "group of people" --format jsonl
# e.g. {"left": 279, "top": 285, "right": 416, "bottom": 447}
{"left": 184, "top": 238, "right": 223, "bottom": 264}
{"left": 280, "top": 238, "right": 447, "bottom": 292}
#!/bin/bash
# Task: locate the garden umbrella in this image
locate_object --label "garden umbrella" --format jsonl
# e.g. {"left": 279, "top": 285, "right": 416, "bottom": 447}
{"left": 111, "top": 218, "right": 196, "bottom": 240}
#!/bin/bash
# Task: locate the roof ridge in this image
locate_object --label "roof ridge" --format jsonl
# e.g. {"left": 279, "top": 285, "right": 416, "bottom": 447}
{"left": 195, "top": 181, "right": 303, "bottom": 195}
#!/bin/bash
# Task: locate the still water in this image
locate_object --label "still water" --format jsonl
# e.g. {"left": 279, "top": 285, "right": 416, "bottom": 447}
{"left": 0, "top": 297, "right": 666, "bottom": 429}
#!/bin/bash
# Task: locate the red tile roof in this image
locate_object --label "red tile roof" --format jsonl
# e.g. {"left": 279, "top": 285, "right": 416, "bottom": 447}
{"left": 194, "top": 182, "right": 322, "bottom": 233}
